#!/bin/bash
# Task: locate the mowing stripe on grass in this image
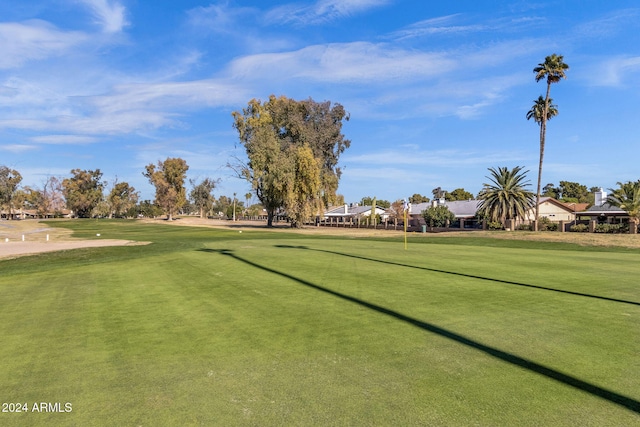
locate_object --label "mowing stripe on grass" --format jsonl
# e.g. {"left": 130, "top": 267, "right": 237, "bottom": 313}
{"left": 274, "top": 245, "right": 640, "bottom": 307}
{"left": 204, "top": 247, "right": 640, "bottom": 415}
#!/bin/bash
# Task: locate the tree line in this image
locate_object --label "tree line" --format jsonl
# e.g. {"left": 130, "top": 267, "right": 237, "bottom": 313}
{"left": 1, "top": 163, "right": 637, "bottom": 228}
{"left": 0, "top": 161, "right": 247, "bottom": 220}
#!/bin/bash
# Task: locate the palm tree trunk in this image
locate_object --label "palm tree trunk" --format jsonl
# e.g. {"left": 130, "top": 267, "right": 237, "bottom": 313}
{"left": 535, "top": 82, "right": 553, "bottom": 231}
{"left": 535, "top": 121, "right": 544, "bottom": 231}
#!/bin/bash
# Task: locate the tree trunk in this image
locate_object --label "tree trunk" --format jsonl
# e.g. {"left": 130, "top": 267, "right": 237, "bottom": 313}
{"left": 266, "top": 208, "right": 275, "bottom": 227}
{"left": 535, "top": 81, "right": 552, "bottom": 231}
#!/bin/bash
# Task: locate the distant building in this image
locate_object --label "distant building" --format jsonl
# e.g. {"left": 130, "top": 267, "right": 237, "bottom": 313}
{"left": 575, "top": 188, "right": 627, "bottom": 223}
{"left": 323, "top": 204, "right": 388, "bottom": 224}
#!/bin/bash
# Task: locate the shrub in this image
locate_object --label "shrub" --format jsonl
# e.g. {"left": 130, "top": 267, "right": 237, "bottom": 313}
{"left": 421, "top": 205, "right": 455, "bottom": 228}
{"left": 594, "top": 223, "right": 629, "bottom": 234}
{"left": 517, "top": 224, "right": 532, "bottom": 231}
{"left": 538, "top": 217, "right": 558, "bottom": 231}
{"left": 487, "top": 221, "right": 504, "bottom": 230}
{"left": 569, "top": 224, "right": 588, "bottom": 232}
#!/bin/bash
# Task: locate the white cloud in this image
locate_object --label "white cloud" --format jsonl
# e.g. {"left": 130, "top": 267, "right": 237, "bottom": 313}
{"left": 391, "top": 14, "right": 487, "bottom": 40}
{"left": 89, "top": 80, "right": 246, "bottom": 113}
{"left": 78, "top": 0, "right": 129, "bottom": 33}
{"left": 573, "top": 8, "right": 640, "bottom": 39}
{"left": 0, "top": 144, "right": 38, "bottom": 153}
{"left": 266, "top": 0, "right": 390, "bottom": 25}
{"left": 188, "top": 2, "right": 256, "bottom": 34}
{"left": 0, "top": 77, "right": 249, "bottom": 136}
{"left": 0, "top": 77, "right": 74, "bottom": 113}
{"left": 0, "top": 20, "right": 86, "bottom": 69}
{"left": 344, "top": 148, "right": 526, "bottom": 168}
{"left": 590, "top": 56, "right": 640, "bottom": 87}
{"left": 30, "top": 135, "right": 98, "bottom": 145}
{"left": 228, "top": 42, "right": 456, "bottom": 83}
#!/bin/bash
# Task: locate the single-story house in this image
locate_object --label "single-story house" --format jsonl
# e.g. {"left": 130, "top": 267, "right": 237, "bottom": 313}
{"left": 575, "top": 188, "right": 627, "bottom": 223}
{"left": 408, "top": 197, "right": 585, "bottom": 229}
{"left": 576, "top": 204, "right": 628, "bottom": 223}
{"left": 323, "top": 204, "right": 389, "bottom": 225}
{"left": 409, "top": 199, "right": 481, "bottom": 229}
{"left": 523, "top": 197, "right": 579, "bottom": 222}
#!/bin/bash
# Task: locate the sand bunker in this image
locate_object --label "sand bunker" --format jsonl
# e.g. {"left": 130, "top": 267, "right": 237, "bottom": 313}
{"left": 0, "top": 219, "right": 148, "bottom": 260}
{"left": 0, "top": 239, "right": 146, "bottom": 260}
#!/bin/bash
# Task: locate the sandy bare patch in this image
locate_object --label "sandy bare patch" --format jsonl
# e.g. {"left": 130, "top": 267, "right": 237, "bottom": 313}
{"left": 0, "top": 240, "right": 147, "bottom": 260}
{"left": 0, "top": 219, "right": 148, "bottom": 260}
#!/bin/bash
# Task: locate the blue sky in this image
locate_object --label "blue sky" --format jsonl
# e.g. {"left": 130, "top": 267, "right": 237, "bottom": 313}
{"left": 1, "top": 0, "right": 639, "bottom": 204}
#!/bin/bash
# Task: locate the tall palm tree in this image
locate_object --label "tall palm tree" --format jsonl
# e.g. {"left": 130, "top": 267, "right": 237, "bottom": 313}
{"left": 532, "top": 54, "right": 569, "bottom": 230}
{"left": 608, "top": 180, "right": 640, "bottom": 233}
{"left": 526, "top": 95, "right": 558, "bottom": 124}
{"left": 477, "top": 166, "right": 535, "bottom": 226}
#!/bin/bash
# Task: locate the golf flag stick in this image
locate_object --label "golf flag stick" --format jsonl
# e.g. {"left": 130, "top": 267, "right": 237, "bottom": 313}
{"left": 404, "top": 209, "right": 407, "bottom": 250}
{"left": 403, "top": 199, "right": 408, "bottom": 250}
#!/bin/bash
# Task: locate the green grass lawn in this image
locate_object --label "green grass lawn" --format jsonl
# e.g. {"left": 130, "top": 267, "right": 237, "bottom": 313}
{"left": 0, "top": 220, "right": 639, "bottom": 426}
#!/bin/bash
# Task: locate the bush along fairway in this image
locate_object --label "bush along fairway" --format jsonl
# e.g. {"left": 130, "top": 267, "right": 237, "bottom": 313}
{"left": 0, "top": 219, "right": 639, "bottom": 426}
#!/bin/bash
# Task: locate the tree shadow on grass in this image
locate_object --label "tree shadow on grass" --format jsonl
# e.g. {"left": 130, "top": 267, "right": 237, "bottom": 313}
{"left": 197, "top": 247, "right": 640, "bottom": 414}
{"left": 273, "top": 245, "right": 640, "bottom": 307}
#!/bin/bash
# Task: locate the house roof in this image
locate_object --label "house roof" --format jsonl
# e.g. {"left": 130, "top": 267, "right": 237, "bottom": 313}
{"left": 563, "top": 202, "right": 590, "bottom": 212}
{"left": 408, "top": 197, "right": 581, "bottom": 219}
{"left": 409, "top": 200, "right": 480, "bottom": 218}
{"left": 536, "top": 197, "right": 578, "bottom": 213}
{"left": 324, "top": 205, "right": 385, "bottom": 217}
{"left": 577, "top": 203, "right": 627, "bottom": 216}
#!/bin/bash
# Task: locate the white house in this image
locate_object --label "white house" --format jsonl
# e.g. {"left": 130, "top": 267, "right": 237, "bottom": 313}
{"left": 323, "top": 204, "right": 388, "bottom": 224}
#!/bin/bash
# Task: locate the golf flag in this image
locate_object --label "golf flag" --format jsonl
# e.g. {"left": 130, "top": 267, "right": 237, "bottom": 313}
{"left": 403, "top": 199, "right": 411, "bottom": 250}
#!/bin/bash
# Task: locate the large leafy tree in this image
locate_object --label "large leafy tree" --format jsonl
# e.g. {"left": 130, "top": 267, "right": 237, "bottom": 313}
{"left": 107, "top": 181, "right": 139, "bottom": 218}
{"left": 608, "top": 180, "right": 640, "bottom": 232}
{"left": 542, "top": 182, "right": 560, "bottom": 198}
{"left": 360, "top": 196, "right": 390, "bottom": 208}
{"left": 189, "top": 178, "right": 218, "bottom": 219}
{"left": 284, "top": 144, "right": 322, "bottom": 227}
{"left": 144, "top": 158, "right": 189, "bottom": 221}
{"left": 62, "top": 169, "right": 105, "bottom": 218}
{"left": 477, "top": 166, "right": 534, "bottom": 225}
{"left": 409, "top": 193, "right": 430, "bottom": 204}
{"left": 542, "top": 180, "right": 591, "bottom": 203}
{"left": 558, "top": 181, "right": 589, "bottom": 203}
{"left": 446, "top": 188, "right": 474, "bottom": 201}
{"left": 232, "top": 95, "right": 350, "bottom": 227}
{"left": 214, "top": 195, "right": 233, "bottom": 218}
{"left": 137, "top": 200, "right": 163, "bottom": 218}
{"left": 0, "top": 166, "right": 22, "bottom": 219}
{"left": 531, "top": 54, "right": 569, "bottom": 230}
